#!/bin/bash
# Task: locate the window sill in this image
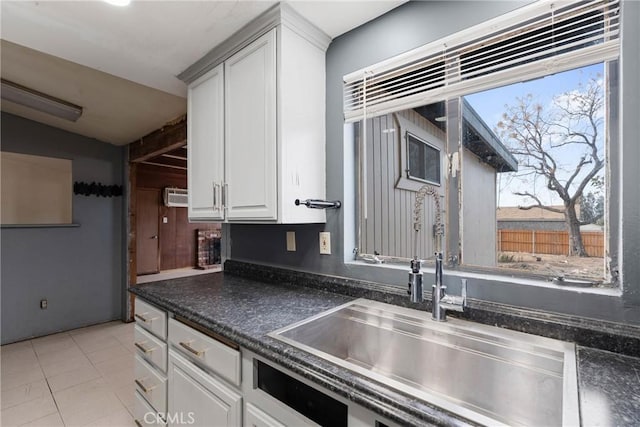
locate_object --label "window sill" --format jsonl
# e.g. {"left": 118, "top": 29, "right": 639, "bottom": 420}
{"left": 345, "top": 260, "right": 622, "bottom": 297}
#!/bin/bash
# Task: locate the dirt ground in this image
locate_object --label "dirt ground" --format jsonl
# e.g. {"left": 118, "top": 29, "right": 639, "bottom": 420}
{"left": 497, "top": 251, "right": 605, "bottom": 283}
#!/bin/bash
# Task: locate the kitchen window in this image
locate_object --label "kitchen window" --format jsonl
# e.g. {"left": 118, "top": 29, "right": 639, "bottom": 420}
{"left": 348, "top": 0, "right": 620, "bottom": 287}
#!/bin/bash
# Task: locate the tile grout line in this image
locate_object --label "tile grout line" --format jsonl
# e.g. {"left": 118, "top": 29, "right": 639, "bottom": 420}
{"left": 31, "top": 339, "right": 66, "bottom": 427}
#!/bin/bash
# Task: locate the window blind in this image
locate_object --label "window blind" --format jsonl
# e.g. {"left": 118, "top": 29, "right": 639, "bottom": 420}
{"left": 344, "top": 0, "right": 620, "bottom": 123}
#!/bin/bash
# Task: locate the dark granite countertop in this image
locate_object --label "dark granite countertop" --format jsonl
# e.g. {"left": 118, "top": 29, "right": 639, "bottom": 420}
{"left": 130, "top": 270, "right": 640, "bottom": 426}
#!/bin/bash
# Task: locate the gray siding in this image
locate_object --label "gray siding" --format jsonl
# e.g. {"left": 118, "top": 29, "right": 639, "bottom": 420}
{"left": 461, "top": 150, "right": 497, "bottom": 267}
{"left": 1, "top": 113, "right": 125, "bottom": 344}
{"left": 360, "top": 110, "right": 445, "bottom": 259}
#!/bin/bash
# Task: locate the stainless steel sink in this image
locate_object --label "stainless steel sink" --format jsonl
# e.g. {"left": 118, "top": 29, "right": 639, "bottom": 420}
{"left": 269, "top": 299, "right": 579, "bottom": 426}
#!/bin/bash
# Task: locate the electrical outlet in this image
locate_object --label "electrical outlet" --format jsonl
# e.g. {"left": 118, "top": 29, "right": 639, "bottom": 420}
{"left": 319, "top": 232, "right": 331, "bottom": 255}
{"left": 40, "top": 299, "right": 48, "bottom": 309}
{"left": 286, "top": 231, "right": 296, "bottom": 252}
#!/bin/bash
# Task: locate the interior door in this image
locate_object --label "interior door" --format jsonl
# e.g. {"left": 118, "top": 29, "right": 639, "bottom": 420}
{"left": 136, "top": 188, "right": 160, "bottom": 275}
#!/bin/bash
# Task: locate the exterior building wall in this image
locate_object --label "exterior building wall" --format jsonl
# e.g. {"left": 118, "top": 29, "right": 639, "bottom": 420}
{"left": 360, "top": 110, "right": 445, "bottom": 259}
{"left": 462, "top": 150, "right": 497, "bottom": 267}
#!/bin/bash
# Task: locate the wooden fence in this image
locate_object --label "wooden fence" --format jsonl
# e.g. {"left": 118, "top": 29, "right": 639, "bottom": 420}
{"left": 497, "top": 229, "right": 604, "bottom": 257}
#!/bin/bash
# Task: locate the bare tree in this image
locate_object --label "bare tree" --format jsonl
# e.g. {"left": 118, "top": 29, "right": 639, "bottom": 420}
{"left": 497, "top": 77, "right": 604, "bottom": 256}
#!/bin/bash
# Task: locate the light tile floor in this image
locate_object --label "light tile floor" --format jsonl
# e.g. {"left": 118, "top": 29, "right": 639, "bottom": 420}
{"left": 1, "top": 321, "right": 135, "bottom": 426}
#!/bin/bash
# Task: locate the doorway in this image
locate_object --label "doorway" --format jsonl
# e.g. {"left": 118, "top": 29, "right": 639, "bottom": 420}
{"left": 136, "top": 188, "right": 160, "bottom": 275}
{"left": 126, "top": 119, "right": 222, "bottom": 321}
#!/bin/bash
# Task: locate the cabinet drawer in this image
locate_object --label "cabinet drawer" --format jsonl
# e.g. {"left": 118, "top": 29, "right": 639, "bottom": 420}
{"left": 135, "top": 298, "right": 167, "bottom": 340}
{"left": 134, "top": 390, "right": 166, "bottom": 426}
{"left": 168, "top": 317, "right": 241, "bottom": 386}
{"left": 135, "top": 325, "right": 167, "bottom": 373}
{"left": 135, "top": 354, "right": 167, "bottom": 414}
{"left": 245, "top": 403, "right": 286, "bottom": 427}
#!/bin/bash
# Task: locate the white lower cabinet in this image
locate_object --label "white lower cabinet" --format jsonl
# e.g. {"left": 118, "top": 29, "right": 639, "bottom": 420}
{"left": 244, "top": 403, "right": 285, "bottom": 427}
{"left": 135, "top": 390, "right": 166, "bottom": 426}
{"left": 134, "top": 296, "right": 402, "bottom": 427}
{"left": 134, "top": 298, "right": 168, "bottom": 427}
{"left": 168, "top": 349, "right": 242, "bottom": 427}
{"left": 135, "top": 354, "right": 167, "bottom": 414}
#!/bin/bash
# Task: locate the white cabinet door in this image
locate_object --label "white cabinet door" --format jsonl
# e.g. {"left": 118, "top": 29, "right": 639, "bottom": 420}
{"left": 224, "top": 29, "right": 277, "bottom": 221}
{"left": 245, "top": 403, "right": 285, "bottom": 427}
{"left": 168, "top": 350, "right": 241, "bottom": 427}
{"left": 188, "top": 64, "right": 225, "bottom": 221}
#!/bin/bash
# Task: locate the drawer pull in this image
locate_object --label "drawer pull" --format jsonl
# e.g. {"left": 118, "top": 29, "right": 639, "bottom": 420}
{"left": 135, "top": 313, "right": 156, "bottom": 323}
{"left": 135, "top": 378, "right": 156, "bottom": 393}
{"left": 134, "top": 420, "right": 143, "bottom": 427}
{"left": 179, "top": 341, "right": 205, "bottom": 357}
{"left": 134, "top": 341, "right": 154, "bottom": 354}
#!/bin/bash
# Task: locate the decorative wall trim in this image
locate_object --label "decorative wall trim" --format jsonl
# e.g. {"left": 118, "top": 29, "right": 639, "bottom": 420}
{"left": 73, "top": 181, "right": 123, "bottom": 197}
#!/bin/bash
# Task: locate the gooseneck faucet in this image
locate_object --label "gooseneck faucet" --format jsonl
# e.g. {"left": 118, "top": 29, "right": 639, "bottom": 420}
{"left": 407, "top": 185, "right": 466, "bottom": 321}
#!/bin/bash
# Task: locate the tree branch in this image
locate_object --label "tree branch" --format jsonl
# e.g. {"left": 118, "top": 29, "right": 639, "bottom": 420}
{"left": 514, "top": 192, "right": 565, "bottom": 213}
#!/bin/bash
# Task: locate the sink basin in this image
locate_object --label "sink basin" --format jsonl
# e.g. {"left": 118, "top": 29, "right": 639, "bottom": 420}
{"left": 269, "top": 299, "right": 579, "bottom": 426}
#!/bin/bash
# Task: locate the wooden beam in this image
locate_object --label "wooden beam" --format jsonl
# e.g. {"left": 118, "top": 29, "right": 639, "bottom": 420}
{"left": 129, "top": 116, "right": 187, "bottom": 163}
{"left": 127, "top": 162, "right": 137, "bottom": 322}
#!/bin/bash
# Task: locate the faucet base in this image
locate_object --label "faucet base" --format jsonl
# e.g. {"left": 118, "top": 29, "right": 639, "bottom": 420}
{"left": 431, "top": 310, "right": 447, "bottom": 322}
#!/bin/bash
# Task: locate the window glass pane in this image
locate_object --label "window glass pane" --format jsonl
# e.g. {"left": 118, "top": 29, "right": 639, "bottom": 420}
{"left": 358, "top": 104, "right": 447, "bottom": 261}
{"left": 408, "top": 133, "right": 440, "bottom": 184}
{"left": 462, "top": 62, "right": 608, "bottom": 283}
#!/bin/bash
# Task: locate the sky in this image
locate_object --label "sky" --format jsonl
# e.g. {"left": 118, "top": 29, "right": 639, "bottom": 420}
{"left": 464, "top": 63, "right": 605, "bottom": 207}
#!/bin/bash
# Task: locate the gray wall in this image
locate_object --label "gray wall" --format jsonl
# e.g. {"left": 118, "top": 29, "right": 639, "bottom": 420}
{"left": 1, "top": 113, "right": 125, "bottom": 344}
{"left": 230, "top": 1, "right": 640, "bottom": 325}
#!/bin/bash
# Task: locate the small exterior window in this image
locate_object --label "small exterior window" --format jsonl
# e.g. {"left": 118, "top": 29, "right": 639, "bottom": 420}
{"left": 407, "top": 132, "right": 440, "bottom": 185}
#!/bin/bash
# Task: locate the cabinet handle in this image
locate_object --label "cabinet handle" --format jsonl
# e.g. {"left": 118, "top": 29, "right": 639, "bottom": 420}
{"left": 134, "top": 313, "right": 155, "bottom": 323}
{"left": 135, "top": 378, "right": 156, "bottom": 393}
{"left": 220, "top": 182, "right": 224, "bottom": 211}
{"left": 134, "top": 341, "right": 154, "bottom": 354}
{"left": 213, "top": 183, "right": 217, "bottom": 208}
{"left": 217, "top": 182, "right": 222, "bottom": 211}
{"left": 134, "top": 420, "right": 143, "bottom": 427}
{"left": 222, "top": 183, "right": 227, "bottom": 209}
{"left": 179, "top": 341, "right": 205, "bottom": 357}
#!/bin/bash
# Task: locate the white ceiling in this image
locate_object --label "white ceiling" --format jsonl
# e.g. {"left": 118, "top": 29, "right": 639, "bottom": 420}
{"left": 0, "top": 1, "right": 405, "bottom": 146}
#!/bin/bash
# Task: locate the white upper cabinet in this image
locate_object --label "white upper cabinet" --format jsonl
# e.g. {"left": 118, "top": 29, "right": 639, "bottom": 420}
{"left": 187, "top": 64, "right": 224, "bottom": 221}
{"left": 225, "top": 30, "right": 277, "bottom": 221}
{"left": 184, "top": 4, "right": 329, "bottom": 224}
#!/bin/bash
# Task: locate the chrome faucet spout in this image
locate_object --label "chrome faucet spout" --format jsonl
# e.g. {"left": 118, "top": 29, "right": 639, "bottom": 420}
{"left": 408, "top": 184, "right": 466, "bottom": 321}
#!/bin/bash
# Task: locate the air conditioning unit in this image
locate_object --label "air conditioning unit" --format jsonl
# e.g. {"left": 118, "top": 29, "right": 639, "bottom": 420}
{"left": 164, "top": 187, "right": 188, "bottom": 207}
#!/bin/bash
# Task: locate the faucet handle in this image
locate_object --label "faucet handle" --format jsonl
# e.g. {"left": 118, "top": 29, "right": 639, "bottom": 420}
{"left": 439, "top": 279, "right": 467, "bottom": 312}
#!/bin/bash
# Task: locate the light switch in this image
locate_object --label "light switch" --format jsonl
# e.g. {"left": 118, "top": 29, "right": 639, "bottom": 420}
{"left": 319, "top": 232, "right": 331, "bottom": 255}
{"left": 162, "top": 216, "right": 168, "bottom": 224}
{"left": 286, "top": 231, "right": 296, "bottom": 252}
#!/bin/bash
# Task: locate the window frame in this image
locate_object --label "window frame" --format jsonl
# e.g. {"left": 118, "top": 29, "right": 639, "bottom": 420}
{"left": 351, "top": 0, "right": 621, "bottom": 288}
